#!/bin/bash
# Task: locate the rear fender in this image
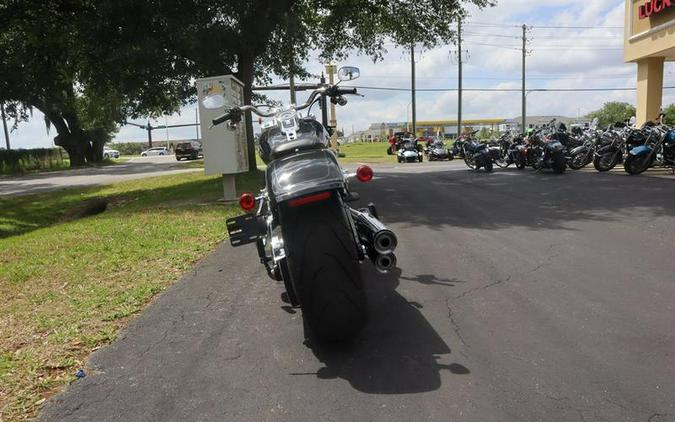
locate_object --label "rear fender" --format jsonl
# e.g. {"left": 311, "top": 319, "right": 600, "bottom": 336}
{"left": 595, "top": 145, "right": 618, "bottom": 156}
{"left": 629, "top": 145, "right": 653, "bottom": 157}
{"left": 570, "top": 145, "right": 588, "bottom": 155}
{"left": 266, "top": 149, "right": 345, "bottom": 203}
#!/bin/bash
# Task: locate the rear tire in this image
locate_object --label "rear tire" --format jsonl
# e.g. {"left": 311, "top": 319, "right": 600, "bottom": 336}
{"left": 593, "top": 153, "right": 618, "bottom": 172}
{"left": 516, "top": 157, "right": 526, "bottom": 170}
{"left": 552, "top": 154, "right": 567, "bottom": 173}
{"left": 280, "top": 194, "right": 366, "bottom": 342}
{"left": 569, "top": 151, "right": 588, "bottom": 170}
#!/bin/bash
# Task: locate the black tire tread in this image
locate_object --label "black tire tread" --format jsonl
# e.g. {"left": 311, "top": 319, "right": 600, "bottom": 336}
{"left": 280, "top": 195, "right": 366, "bottom": 342}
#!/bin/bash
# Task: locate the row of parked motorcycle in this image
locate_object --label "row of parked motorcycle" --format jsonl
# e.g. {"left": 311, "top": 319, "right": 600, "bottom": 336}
{"left": 390, "top": 117, "right": 675, "bottom": 175}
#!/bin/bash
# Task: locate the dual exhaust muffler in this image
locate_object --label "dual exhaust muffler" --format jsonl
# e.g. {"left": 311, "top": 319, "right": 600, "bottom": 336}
{"left": 350, "top": 207, "right": 398, "bottom": 273}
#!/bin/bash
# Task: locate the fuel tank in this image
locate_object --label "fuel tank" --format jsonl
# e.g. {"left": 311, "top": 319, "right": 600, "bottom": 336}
{"left": 258, "top": 118, "right": 329, "bottom": 164}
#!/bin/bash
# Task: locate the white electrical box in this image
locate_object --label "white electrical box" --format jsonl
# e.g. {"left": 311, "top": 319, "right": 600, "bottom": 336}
{"left": 196, "top": 75, "right": 249, "bottom": 175}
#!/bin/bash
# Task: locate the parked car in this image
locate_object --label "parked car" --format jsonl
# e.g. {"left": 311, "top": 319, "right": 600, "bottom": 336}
{"left": 140, "top": 147, "right": 169, "bottom": 157}
{"left": 175, "top": 141, "right": 203, "bottom": 160}
{"left": 102, "top": 146, "right": 119, "bottom": 159}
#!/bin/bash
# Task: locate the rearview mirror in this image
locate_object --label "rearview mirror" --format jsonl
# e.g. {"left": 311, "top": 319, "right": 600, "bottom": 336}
{"left": 338, "top": 66, "right": 360, "bottom": 81}
{"left": 202, "top": 93, "right": 226, "bottom": 110}
{"left": 629, "top": 116, "right": 636, "bottom": 126}
{"left": 591, "top": 117, "right": 598, "bottom": 129}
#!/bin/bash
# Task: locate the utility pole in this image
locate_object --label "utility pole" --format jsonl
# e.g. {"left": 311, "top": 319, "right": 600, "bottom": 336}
{"left": 1, "top": 102, "right": 10, "bottom": 150}
{"left": 146, "top": 122, "right": 153, "bottom": 148}
{"left": 320, "top": 72, "right": 328, "bottom": 131}
{"left": 411, "top": 44, "right": 417, "bottom": 136}
{"left": 521, "top": 24, "right": 527, "bottom": 134}
{"left": 289, "top": 74, "right": 297, "bottom": 105}
{"left": 457, "top": 18, "right": 463, "bottom": 139}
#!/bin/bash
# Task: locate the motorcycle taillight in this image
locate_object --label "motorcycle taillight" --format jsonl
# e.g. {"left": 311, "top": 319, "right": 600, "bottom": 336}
{"left": 288, "top": 191, "right": 331, "bottom": 207}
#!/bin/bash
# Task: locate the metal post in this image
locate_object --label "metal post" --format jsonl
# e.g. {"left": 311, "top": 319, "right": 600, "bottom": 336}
{"left": 222, "top": 174, "right": 236, "bottom": 201}
{"left": 458, "top": 19, "right": 463, "bottom": 139}
{"left": 1, "top": 102, "right": 9, "bottom": 150}
{"left": 195, "top": 108, "right": 200, "bottom": 141}
{"left": 522, "top": 24, "right": 527, "bottom": 134}
{"left": 411, "top": 44, "right": 417, "bottom": 137}
{"left": 165, "top": 116, "right": 170, "bottom": 151}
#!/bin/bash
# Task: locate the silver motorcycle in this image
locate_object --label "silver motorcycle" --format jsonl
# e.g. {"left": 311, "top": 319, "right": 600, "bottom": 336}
{"left": 204, "top": 67, "right": 398, "bottom": 343}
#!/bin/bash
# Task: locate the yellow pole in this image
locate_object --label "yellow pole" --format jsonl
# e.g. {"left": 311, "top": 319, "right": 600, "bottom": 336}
{"left": 636, "top": 57, "right": 664, "bottom": 126}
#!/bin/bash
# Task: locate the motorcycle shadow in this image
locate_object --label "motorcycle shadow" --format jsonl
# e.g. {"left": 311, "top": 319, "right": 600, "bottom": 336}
{"left": 306, "top": 265, "right": 469, "bottom": 394}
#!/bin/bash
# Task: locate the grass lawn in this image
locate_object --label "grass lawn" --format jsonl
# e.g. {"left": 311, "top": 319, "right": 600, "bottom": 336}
{"left": 338, "top": 142, "right": 396, "bottom": 164}
{"left": 0, "top": 171, "right": 263, "bottom": 421}
{"left": 177, "top": 142, "right": 396, "bottom": 169}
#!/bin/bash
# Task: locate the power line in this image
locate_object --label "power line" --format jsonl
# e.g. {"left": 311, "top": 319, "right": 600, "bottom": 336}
{"left": 344, "top": 85, "right": 675, "bottom": 92}
{"left": 466, "top": 22, "right": 623, "bottom": 29}
{"left": 358, "top": 74, "right": 636, "bottom": 81}
{"left": 465, "top": 42, "right": 623, "bottom": 51}
{"left": 463, "top": 31, "right": 521, "bottom": 39}
{"left": 464, "top": 22, "right": 522, "bottom": 28}
{"left": 531, "top": 24, "right": 623, "bottom": 29}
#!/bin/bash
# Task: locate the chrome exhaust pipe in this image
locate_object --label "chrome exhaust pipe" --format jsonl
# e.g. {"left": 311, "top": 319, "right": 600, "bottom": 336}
{"left": 374, "top": 252, "right": 396, "bottom": 273}
{"left": 350, "top": 208, "right": 398, "bottom": 254}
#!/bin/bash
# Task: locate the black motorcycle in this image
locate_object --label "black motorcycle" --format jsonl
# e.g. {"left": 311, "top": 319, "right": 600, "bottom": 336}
{"left": 425, "top": 139, "right": 453, "bottom": 161}
{"left": 490, "top": 132, "right": 525, "bottom": 169}
{"left": 205, "top": 67, "right": 398, "bottom": 342}
{"left": 525, "top": 129, "right": 567, "bottom": 173}
{"left": 593, "top": 121, "right": 645, "bottom": 172}
{"left": 568, "top": 118, "right": 600, "bottom": 170}
{"left": 462, "top": 132, "right": 493, "bottom": 172}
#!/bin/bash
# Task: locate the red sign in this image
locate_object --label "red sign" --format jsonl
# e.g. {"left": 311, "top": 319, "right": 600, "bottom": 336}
{"left": 639, "top": 0, "right": 674, "bottom": 19}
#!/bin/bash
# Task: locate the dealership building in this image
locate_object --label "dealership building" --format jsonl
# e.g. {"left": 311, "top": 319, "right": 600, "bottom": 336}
{"left": 625, "top": 0, "right": 675, "bottom": 124}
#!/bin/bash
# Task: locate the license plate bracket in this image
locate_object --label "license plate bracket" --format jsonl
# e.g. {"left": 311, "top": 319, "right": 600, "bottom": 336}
{"left": 226, "top": 214, "right": 266, "bottom": 247}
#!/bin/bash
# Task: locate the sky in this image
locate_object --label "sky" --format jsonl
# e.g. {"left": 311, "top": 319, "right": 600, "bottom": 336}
{"left": 6, "top": 0, "right": 675, "bottom": 148}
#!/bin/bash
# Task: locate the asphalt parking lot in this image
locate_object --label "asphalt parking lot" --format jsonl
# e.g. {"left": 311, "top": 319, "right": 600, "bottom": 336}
{"left": 39, "top": 162, "right": 675, "bottom": 422}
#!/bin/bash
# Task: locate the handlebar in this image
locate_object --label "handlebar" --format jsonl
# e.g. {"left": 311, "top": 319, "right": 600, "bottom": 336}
{"left": 211, "top": 85, "right": 359, "bottom": 127}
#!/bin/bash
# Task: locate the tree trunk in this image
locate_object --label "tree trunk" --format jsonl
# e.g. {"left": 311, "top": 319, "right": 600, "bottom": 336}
{"left": 55, "top": 132, "right": 87, "bottom": 167}
{"left": 44, "top": 110, "right": 95, "bottom": 167}
{"left": 237, "top": 53, "right": 258, "bottom": 172}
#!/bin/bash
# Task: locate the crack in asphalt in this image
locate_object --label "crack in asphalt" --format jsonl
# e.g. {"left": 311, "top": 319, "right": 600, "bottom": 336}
{"left": 136, "top": 310, "right": 185, "bottom": 361}
{"left": 446, "top": 298, "right": 469, "bottom": 349}
{"left": 526, "top": 243, "right": 562, "bottom": 275}
{"left": 451, "top": 275, "right": 512, "bottom": 301}
{"left": 648, "top": 413, "right": 669, "bottom": 422}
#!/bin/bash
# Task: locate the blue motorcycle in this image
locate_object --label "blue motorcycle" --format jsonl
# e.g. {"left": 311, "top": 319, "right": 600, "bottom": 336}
{"left": 625, "top": 125, "right": 675, "bottom": 175}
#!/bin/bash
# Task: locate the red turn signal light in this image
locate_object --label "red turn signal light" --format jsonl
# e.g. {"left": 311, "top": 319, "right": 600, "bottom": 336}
{"left": 239, "top": 192, "right": 256, "bottom": 211}
{"left": 356, "top": 165, "right": 373, "bottom": 182}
